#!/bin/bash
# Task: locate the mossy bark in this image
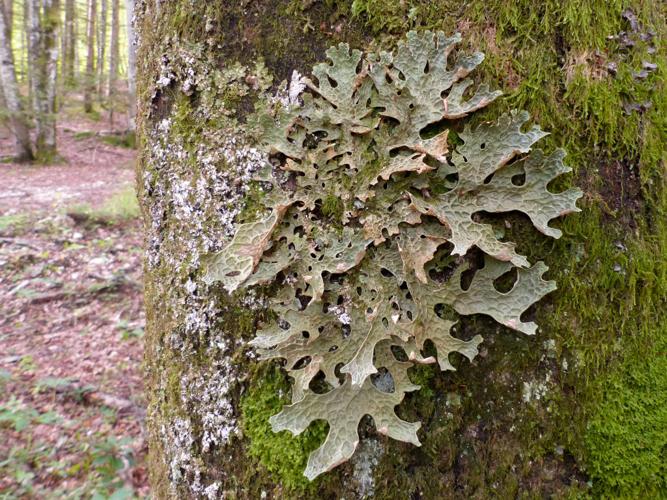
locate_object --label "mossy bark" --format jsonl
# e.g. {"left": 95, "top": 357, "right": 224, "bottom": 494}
{"left": 136, "top": 1, "right": 666, "bottom": 498}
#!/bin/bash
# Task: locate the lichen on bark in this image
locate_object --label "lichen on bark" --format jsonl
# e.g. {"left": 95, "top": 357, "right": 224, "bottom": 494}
{"left": 136, "top": 1, "right": 665, "bottom": 497}
{"left": 205, "top": 30, "right": 581, "bottom": 480}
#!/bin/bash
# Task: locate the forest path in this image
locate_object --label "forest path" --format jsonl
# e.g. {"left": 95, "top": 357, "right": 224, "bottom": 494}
{"left": 0, "top": 113, "right": 135, "bottom": 214}
{"left": 0, "top": 113, "right": 148, "bottom": 497}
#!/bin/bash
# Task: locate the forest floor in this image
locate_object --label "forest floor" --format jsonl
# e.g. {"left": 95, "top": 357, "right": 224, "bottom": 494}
{"left": 0, "top": 109, "right": 148, "bottom": 498}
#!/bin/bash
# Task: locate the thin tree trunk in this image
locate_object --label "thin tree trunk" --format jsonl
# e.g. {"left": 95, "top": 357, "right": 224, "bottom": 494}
{"left": 125, "top": 0, "right": 135, "bottom": 132}
{"left": 20, "top": 0, "right": 28, "bottom": 84}
{"left": 83, "top": 0, "right": 95, "bottom": 113}
{"left": 72, "top": 0, "right": 78, "bottom": 80}
{"left": 107, "top": 0, "right": 118, "bottom": 125}
{"left": 27, "top": 0, "right": 41, "bottom": 132}
{"left": 27, "top": 0, "right": 37, "bottom": 107}
{"left": 41, "top": 0, "right": 59, "bottom": 154}
{"left": 96, "top": 0, "right": 106, "bottom": 99}
{"left": 60, "top": 0, "right": 66, "bottom": 80}
{"left": 0, "top": 0, "right": 33, "bottom": 161}
{"left": 62, "top": 0, "right": 75, "bottom": 87}
{"left": 3, "top": 0, "right": 11, "bottom": 40}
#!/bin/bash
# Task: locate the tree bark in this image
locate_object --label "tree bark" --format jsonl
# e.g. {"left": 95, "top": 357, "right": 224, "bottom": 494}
{"left": 124, "top": 0, "right": 135, "bottom": 132}
{"left": 28, "top": 0, "right": 59, "bottom": 159}
{"left": 97, "top": 0, "right": 107, "bottom": 99}
{"left": 62, "top": 0, "right": 75, "bottom": 87}
{"left": 21, "top": 0, "right": 28, "bottom": 87}
{"left": 41, "top": 0, "right": 59, "bottom": 154}
{"left": 3, "top": 0, "right": 11, "bottom": 40}
{"left": 0, "top": 0, "right": 33, "bottom": 161}
{"left": 106, "top": 0, "right": 118, "bottom": 124}
{"left": 83, "top": 0, "right": 95, "bottom": 113}
{"left": 27, "top": 0, "right": 39, "bottom": 119}
{"left": 136, "top": 2, "right": 666, "bottom": 498}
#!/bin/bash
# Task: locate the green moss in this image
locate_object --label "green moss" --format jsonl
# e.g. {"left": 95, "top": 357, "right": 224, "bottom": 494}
{"left": 407, "top": 364, "right": 436, "bottom": 400}
{"left": 240, "top": 365, "right": 328, "bottom": 493}
{"left": 237, "top": 184, "right": 267, "bottom": 223}
{"left": 321, "top": 194, "right": 344, "bottom": 221}
{"left": 585, "top": 338, "right": 667, "bottom": 496}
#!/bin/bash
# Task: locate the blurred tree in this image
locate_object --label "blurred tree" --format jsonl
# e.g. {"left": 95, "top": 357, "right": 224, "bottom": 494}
{"left": 0, "top": 0, "right": 33, "bottom": 161}
{"left": 97, "top": 0, "right": 107, "bottom": 99}
{"left": 107, "top": 0, "right": 118, "bottom": 124}
{"left": 62, "top": 0, "right": 75, "bottom": 87}
{"left": 125, "top": 0, "right": 135, "bottom": 131}
{"left": 28, "top": 0, "right": 59, "bottom": 160}
{"left": 83, "top": 0, "right": 95, "bottom": 113}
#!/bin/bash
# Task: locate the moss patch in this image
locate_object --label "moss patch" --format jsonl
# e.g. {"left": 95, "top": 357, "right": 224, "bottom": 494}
{"left": 240, "top": 365, "right": 328, "bottom": 493}
{"left": 585, "top": 337, "right": 667, "bottom": 495}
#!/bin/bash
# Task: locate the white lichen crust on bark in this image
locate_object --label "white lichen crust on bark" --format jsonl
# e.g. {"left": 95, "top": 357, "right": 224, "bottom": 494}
{"left": 138, "top": 37, "right": 272, "bottom": 496}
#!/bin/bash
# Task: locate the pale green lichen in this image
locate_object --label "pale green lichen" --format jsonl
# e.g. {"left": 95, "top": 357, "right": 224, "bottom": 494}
{"left": 205, "top": 30, "right": 581, "bottom": 481}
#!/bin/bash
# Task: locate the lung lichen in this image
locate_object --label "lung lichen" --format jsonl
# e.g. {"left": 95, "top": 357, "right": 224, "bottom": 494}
{"left": 205, "top": 30, "right": 582, "bottom": 480}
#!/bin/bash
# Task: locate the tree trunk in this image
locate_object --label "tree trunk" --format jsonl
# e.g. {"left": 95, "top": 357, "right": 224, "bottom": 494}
{"left": 27, "top": 0, "right": 39, "bottom": 118}
{"left": 136, "top": 2, "right": 666, "bottom": 498}
{"left": 3, "top": 0, "right": 11, "bottom": 40}
{"left": 62, "top": 0, "right": 75, "bottom": 87}
{"left": 28, "top": 0, "right": 59, "bottom": 160}
{"left": 96, "top": 0, "right": 106, "bottom": 99}
{"left": 124, "top": 0, "right": 135, "bottom": 132}
{"left": 83, "top": 0, "right": 95, "bottom": 113}
{"left": 106, "top": 0, "right": 118, "bottom": 124}
{"left": 40, "top": 0, "right": 59, "bottom": 154}
{"left": 0, "top": 0, "right": 33, "bottom": 161}
{"left": 20, "top": 0, "right": 28, "bottom": 84}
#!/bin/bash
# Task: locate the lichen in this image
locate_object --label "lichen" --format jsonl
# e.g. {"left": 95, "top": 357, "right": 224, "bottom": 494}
{"left": 138, "top": 39, "right": 273, "bottom": 497}
{"left": 206, "top": 30, "right": 581, "bottom": 480}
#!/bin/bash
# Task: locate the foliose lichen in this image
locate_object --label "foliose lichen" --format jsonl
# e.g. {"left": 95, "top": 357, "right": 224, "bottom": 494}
{"left": 204, "top": 30, "right": 582, "bottom": 480}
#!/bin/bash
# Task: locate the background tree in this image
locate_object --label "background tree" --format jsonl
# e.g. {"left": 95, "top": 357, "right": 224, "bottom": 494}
{"left": 0, "top": 0, "right": 33, "bottom": 161}
{"left": 136, "top": 1, "right": 666, "bottom": 499}
{"left": 28, "top": 0, "right": 60, "bottom": 160}
{"left": 124, "top": 0, "right": 135, "bottom": 132}
{"left": 3, "top": 0, "right": 11, "bottom": 38}
{"left": 107, "top": 0, "right": 118, "bottom": 124}
{"left": 96, "top": 0, "right": 106, "bottom": 98}
{"left": 61, "top": 0, "right": 75, "bottom": 87}
{"left": 83, "top": 0, "right": 95, "bottom": 113}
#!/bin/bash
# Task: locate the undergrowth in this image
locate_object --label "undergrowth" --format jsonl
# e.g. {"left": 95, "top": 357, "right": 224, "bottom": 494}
{"left": 66, "top": 186, "right": 141, "bottom": 224}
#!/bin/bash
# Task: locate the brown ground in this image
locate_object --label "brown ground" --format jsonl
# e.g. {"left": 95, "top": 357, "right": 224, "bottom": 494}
{"left": 0, "top": 112, "right": 147, "bottom": 497}
{"left": 0, "top": 115, "right": 135, "bottom": 214}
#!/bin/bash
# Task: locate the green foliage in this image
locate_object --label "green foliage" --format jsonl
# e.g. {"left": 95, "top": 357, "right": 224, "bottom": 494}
{"left": 0, "top": 214, "right": 29, "bottom": 233}
{"left": 116, "top": 319, "right": 145, "bottom": 341}
{"left": 67, "top": 187, "right": 140, "bottom": 224}
{"left": 0, "top": 396, "right": 140, "bottom": 499}
{"left": 99, "top": 187, "right": 141, "bottom": 220}
{"left": 73, "top": 131, "right": 96, "bottom": 140}
{"left": 209, "top": 31, "right": 581, "bottom": 480}
{"left": 240, "top": 366, "right": 328, "bottom": 492}
{"left": 0, "top": 397, "right": 61, "bottom": 432}
{"left": 100, "top": 132, "right": 137, "bottom": 149}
